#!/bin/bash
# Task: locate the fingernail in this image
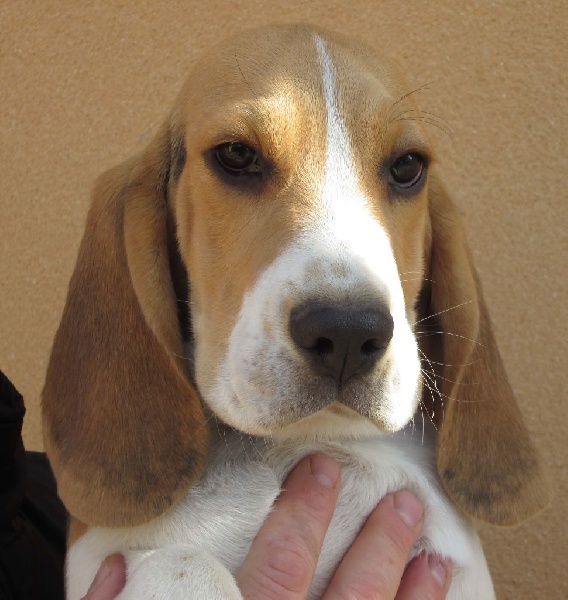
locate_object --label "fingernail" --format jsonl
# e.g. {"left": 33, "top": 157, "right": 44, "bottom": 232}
{"left": 393, "top": 490, "right": 424, "bottom": 528}
{"left": 310, "top": 454, "right": 340, "bottom": 489}
{"left": 86, "top": 558, "right": 112, "bottom": 594}
{"left": 428, "top": 554, "right": 450, "bottom": 587}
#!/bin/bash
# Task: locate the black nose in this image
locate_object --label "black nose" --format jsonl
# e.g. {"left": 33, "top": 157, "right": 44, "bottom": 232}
{"left": 289, "top": 301, "right": 394, "bottom": 385}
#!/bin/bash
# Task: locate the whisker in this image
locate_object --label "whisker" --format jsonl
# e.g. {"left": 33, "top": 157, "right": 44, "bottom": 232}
{"left": 390, "top": 109, "right": 455, "bottom": 139}
{"left": 234, "top": 55, "right": 255, "bottom": 95}
{"left": 416, "top": 330, "right": 483, "bottom": 346}
{"left": 418, "top": 348, "right": 483, "bottom": 406}
{"left": 390, "top": 107, "right": 455, "bottom": 136}
{"left": 192, "top": 410, "right": 221, "bottom": 441}
{"left": 421, "top": 369, "right": 480, "bottom": 387}
{"left": 421, "top": 375, "right": 443, "bottom": 412}
{"left": 419, "top": 397, "right": 439, "bottom": 432}
{"left": 417, "top": 357, "right": 481, "bottom": 368}
{"left": 418, "top": 349, "right": 443, "bottom": 421}
{"left": 248, "top": 435, "right": 264, "bottom": 460}
{"left": 170, "top": 352, "right": 187, "bottom": 360}
{"left": 415, "top": 300, "right": 474, "bottom": 325}
{"left": 388, "top": 80, "right": 439, "bottom": 113}
{"left": 425, "top": 384, "right": 482, "bottom": 404}
{"left": 211, "top": 413, "right": 226, "bottom": 440}
{"left": 420, "top": 370, "right": 442, "bottom": 407}
{"left": 420, "top": 369, "right": 483, "bottom": 405}
{"left": 420, "top": 367, "right": 438, "bottom": 389}
{"left": 398, "top": 271, "right": 435, "bottom": 283}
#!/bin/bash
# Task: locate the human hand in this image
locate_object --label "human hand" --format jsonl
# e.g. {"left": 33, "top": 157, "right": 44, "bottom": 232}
{"left": 82, "top": 553, "right": 126, "bottom": 599}
{"left": 236, "top": 454, "right": 451, "bottom": 599}
{"left": 83, "top": 454, "right": 451, "bottom": 599}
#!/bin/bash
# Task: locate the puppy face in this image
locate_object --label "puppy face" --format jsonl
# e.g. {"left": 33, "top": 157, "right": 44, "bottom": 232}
{"left": 42, "top": 23, "right": 548, "bottom": 528}
{"left": 173, "top": 27, "right": 431, "bottom": 436}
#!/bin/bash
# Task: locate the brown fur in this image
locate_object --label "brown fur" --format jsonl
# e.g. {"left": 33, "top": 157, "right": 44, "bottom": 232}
{"left": 42, "top": 124, "right": 208, "bottom": 527}
{"left": 425, "top": 176, "right": 549, "bottom": 524}
{"left": 42, "top": 24, "right": 548, "bottom": 529}
{"left": 67, "top": 518, "right": 88, "bottom": 547}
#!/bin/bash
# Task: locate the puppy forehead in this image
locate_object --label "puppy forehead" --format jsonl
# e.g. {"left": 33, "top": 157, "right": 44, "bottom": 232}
{"left": 179, "top": 25, "right": 402, "bottom": 138}
{"left": 174, "top": 25, "right": 429, "bottom": 295}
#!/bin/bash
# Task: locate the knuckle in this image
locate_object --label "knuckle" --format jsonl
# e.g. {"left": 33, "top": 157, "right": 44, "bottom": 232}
{"left": 411, "top": 586, "right": 445, "bottom": 600}
{"left": 298, "top": 480, "right": 336, "bottom": 518}
{"left": 329, "top": 574, "right": 392, "bottom": 600}
{"left": 380, "top": 516, "right": 418, "bottom": 558}
{"left": 366, "top": 496, "right": 420, "bottom": 561}
{"left": 257, "top": 534, "right": 316, "bottom": 596}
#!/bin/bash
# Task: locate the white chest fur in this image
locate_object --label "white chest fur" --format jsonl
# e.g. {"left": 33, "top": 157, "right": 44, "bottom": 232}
{"left": 67, "top": 421, "right": 495, "bottom": 600}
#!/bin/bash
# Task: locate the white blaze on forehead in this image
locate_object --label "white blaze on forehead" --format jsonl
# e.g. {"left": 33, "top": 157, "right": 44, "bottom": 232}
{"left": 316, "top": 34, "right": 360, "bottom": 201}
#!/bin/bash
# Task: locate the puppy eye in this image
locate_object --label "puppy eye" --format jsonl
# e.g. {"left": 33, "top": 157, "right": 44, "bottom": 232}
{"left": 389, "top": 153, "right": 425, "bottom": 188}
{"left": 215, "top": 142, "right": 262, "bottom": 175}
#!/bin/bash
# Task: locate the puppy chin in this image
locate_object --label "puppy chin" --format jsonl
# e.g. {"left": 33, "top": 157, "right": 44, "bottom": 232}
{"left": 206, "top": 381, "right": 418, "bottom": 442}
{"left": 202, "top": 383, "right": 335, "bottom": 437}
{"left": 272, "top": 402, "right": 383, "bottom": 441}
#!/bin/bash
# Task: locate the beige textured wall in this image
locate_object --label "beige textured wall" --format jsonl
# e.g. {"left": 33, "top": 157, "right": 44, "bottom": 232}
{"left": 1, "top": 1, "right": 566, "bottom": 597}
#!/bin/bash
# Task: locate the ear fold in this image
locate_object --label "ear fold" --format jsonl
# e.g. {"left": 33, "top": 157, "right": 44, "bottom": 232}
{"left": 42, "top": 124, "right": 207, "bottom": 528}
{"left": 425, "top": 175, "right": 549, "bottom": 525}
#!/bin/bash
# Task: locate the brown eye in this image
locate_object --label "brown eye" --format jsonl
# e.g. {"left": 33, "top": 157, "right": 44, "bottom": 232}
{"left": 215, "top": 142, "right": 262, "bottom": 175}
{"left": 389, "top": 153, "right": 425, "bottom": 188}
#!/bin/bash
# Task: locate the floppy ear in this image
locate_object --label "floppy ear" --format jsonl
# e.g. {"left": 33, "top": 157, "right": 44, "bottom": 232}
{"left": 42, "top": 123, "right": 207, "bottom": 528}
{"left": 423, "top": 175, "right": 549, "bottom": 525}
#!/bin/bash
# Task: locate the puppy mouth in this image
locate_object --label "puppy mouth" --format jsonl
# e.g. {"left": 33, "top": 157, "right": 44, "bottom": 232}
{"left": 210, "top": 323, "right": 420, "bottom": 435}
{"left": 250, "top": 372, "right": 406, "bottom": 433}
{"left": 335, "top": 378, "right": 409, "bottom": 432}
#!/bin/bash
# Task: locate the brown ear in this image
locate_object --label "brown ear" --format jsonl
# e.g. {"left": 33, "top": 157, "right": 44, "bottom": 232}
{"left": 42, "top": 124, "right": 207, "bottom": 528}
{"left": 423, "top": 175, "right": 549, "bottom": 525}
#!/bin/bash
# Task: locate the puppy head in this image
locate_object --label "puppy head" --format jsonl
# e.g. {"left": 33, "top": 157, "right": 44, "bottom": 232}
{"left": 42, "top": 24, "right": 548, "bottom": 527}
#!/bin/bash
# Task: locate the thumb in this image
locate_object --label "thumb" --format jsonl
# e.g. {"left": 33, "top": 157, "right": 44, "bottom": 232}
{"left": 82, "top": 554, "right": 126, "bottom": 600}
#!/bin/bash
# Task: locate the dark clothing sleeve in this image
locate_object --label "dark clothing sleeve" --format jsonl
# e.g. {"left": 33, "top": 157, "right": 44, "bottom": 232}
{"left": 0, "top": 371, "right": 66, "bottom": 600}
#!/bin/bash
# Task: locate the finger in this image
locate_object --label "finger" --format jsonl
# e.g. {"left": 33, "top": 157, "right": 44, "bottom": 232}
{"left": 395, "top": 554, "right": 452, "bottom": 600}
{"left": 82, "top": 554, "right": 127, "bottom": 600}
{"left": 323, "top": 491, "right": 424, "bottom": 600}
{"left": 237, "top": 454, "right": 341, "bottom": 600}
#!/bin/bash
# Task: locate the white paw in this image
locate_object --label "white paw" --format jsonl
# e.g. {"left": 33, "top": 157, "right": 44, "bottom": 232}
{"left": 116, "top": 545, "right": 243, "bottom": 600}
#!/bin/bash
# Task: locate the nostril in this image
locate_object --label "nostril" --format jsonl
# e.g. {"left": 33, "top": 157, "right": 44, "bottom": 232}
{"left": 289, "top": 301, "right": 394, "bottom": 385}
{"left": 314, "top": 337, "right": 334, "bottom": 356}
{"left": 360, "top": 338, "right": 384, "bottom": 356}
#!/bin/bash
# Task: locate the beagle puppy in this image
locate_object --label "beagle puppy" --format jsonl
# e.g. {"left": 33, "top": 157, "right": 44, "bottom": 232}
{"left": 42, "top": 24, "right": 548, "bottom": 599}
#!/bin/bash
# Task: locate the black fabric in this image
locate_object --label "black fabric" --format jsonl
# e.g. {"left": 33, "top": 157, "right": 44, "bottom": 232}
{"left": 0, "top": 371, "right": 66, "bottom": 600}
